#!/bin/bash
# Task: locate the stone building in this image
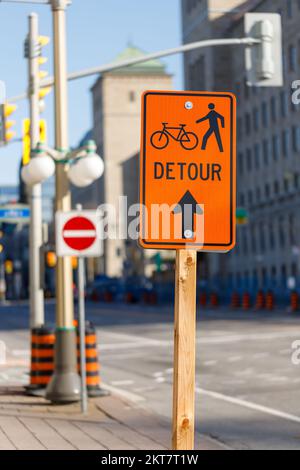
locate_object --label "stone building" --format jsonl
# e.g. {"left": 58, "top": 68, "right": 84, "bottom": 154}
{"left": 182, "top": 0, "right": 300, "bottom": 294}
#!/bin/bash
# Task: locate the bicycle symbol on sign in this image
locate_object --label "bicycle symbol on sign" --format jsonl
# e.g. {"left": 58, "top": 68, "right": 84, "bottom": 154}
{"left": 150, "top": 123, "right": 198, "bottom": 151}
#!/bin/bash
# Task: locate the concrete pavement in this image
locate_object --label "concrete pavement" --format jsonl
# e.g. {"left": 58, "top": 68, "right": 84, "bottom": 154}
{"left": 0, "top": 386, "right": 225, "bottom": 450}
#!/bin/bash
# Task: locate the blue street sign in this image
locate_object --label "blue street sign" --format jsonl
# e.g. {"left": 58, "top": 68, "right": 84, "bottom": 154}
{"left": 0, "top": 206, "right": 30, "bottom": 223}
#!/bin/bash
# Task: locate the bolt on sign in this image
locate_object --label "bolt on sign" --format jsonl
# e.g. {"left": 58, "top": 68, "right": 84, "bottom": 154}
{"left": 139, "top": 91, "right": 236, "bottom": 251}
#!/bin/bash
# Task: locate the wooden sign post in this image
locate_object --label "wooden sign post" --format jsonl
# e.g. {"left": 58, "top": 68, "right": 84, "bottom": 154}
{"left": 139, "top": 91, "right": 236, "bottom": 450}
{"left": 172, "top": 250, "right": 197, "bottom": 450}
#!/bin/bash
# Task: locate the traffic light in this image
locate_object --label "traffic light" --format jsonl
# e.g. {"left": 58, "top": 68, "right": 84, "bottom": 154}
{"left": 244, "top": 13, "right": 283, "bottom": 87}
{"left": 37, "top": 35, "right": 52, "bottom": 110}
{"left": 4, "top": 260, "right": 13, "bottom": 275}
{"left": 22, "top": 118, "right": 47, "bottom": 166}
{"left": 46, "top": 251, "right": 57, "bottom": 268}
{"left": 0, "top": 103, "right": 17, "bottom": 145}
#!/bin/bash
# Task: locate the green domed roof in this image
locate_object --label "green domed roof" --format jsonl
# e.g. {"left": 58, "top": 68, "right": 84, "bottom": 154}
{"left": 110, "top": 44, "right": 167, "bottom": 75}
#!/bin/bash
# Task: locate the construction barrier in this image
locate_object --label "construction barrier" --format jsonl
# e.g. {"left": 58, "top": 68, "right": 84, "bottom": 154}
{"left": 103, "top": 291, "right": 113, "bottom": 303}
{"left": 255, "top": 290, "right": 265, "bottom": 310}
{"left": 76, "top": 322, "right": 108, "bottom": 398}
{"left": 199, "top": 292, "right": 207, "bottom": 307}
{"left": 231, "top": 291, "right": 240, "bottom": 309}
{"left": 242, "top": 292, "right": 251, "bottom": 310}
{"left": 25, "top": 326, "right": 55, "bottom": 395}
{"left": 210, "top": 292, "right": 219, "bottom": 308}
{"left": 291, "top": 291, "right": 299, "bottom": 312}
{"left": 266, "top": 291, "right": 274, "bottom": 311}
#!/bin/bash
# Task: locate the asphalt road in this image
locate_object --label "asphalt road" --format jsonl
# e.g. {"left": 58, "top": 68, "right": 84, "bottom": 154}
{"left": 1, "top": 300, "right": 300, "bottom": 450}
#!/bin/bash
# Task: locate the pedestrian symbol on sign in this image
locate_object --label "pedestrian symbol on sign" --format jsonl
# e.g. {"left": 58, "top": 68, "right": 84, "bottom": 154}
{"left": 195, "top": 103, "right": 225, "bottom": 152}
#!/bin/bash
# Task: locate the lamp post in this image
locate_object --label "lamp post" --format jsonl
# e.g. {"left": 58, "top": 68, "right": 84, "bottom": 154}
{"left": 21, "top": 137, "right": 104, "bottom": 402}
{"left": 27, "top": 13, "right": 44, "bottom": 329}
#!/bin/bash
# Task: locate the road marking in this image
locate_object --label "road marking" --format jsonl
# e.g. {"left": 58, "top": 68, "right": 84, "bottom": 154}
{"left": 252, "top": 352, "right": 270, "bottom": 359}
{"left": 102, "top": 383, "right": 145, "bottom": 403}
{"left": 203, "top": 360, "right": 217, "bottom": 366}
{"left": 227, "top": 356, "right": 243, "bottom": 362}
{"left": 110, "top": 380, "right": 134, "bottom": 386}
{"left": 196, "top": 387, "right": 300, "bottom": 425}
{"left": 98, "top": 330, "right": 300, "bottom": 351}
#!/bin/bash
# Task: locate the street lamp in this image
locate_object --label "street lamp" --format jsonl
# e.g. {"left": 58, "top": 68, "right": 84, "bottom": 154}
{"left": 21, "top": 139, "right": 104, "bottom": 188}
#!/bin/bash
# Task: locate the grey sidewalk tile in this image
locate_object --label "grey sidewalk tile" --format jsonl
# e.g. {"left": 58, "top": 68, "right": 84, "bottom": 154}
{"left": 0, "top": 416, "right": 45, "bottom": 450}
{"left": 74, "top": 421, "right": 135, "bottom": 450}
{"left": 19, "top": 418, "right": 76, "bottom": 450}
{"left": 45, "top": 418, "right": 105, "bottom": 450}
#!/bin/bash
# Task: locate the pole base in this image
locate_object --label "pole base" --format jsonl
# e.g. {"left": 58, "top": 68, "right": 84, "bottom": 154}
{"left": 45, "top": 328, "right": 80, "bottom": 403}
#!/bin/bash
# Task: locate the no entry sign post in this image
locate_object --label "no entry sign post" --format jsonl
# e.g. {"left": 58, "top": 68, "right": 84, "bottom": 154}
{"left": 139, "top": 91, "right": 236, "bottom": 450}
{"left": 56, "top": 207, "right": 103, "bottom": 414}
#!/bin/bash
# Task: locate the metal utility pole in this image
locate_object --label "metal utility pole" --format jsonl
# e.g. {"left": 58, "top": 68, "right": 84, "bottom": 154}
{"left": 28, "top": 13, "right": 44, "bottom": 328}
{"left": 46, "top": 0, "right": 80, "bottom": 403}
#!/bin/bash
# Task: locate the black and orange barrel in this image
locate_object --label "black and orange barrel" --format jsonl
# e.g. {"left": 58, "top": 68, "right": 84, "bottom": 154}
{"left": 26, "top": 326, "right": 55, "bottom": 393}
{"left": 231, "top": 291, "right": 240, "bottom": 309}
{"left": 76, "top": 322, "right": 108, "bottom": 398}
{"left": 242, "top": 292, "right": 251, "bottom": 310}
{"left": 199, "top": 292, "right": 207, "bottom": 307}
{"left": 210, "top": 292, "right": 219, "bottom": 308}
{"left": 266, "top": 290, "right": 274, "bottom": 311}
{"left": 255, "top": 290, "right": 265, "bottom": 310}
{"left": 291, "top": 291, "right": 299, "bottom": 312}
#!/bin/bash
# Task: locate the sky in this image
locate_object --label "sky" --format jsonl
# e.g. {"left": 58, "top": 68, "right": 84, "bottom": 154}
{"left": 0, "top": 0, "right": 182, "bottom": 185}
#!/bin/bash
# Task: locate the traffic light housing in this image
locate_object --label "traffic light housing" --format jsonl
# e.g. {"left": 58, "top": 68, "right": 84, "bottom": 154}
{"left": 245, "top": 13, "right": 283, "bottom": 87}
{"left": 22, "top": 118, "right": 47, "bottom": 166}
{"left": 38, "top": 35, "right": 52, "bottom": 108}
{"left": 0, "top": 103, "right": 17, "bottom": 145}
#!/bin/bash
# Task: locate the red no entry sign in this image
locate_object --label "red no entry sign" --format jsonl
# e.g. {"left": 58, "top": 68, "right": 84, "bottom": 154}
{"left": 63, "top": 216, "right": 97, "bottom": 251}
{"left": 56, "top": 211, "right": 103, "bottom": 257}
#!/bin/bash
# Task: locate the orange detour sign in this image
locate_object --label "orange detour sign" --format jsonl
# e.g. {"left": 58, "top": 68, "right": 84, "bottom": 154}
{"left": 139, "top": 91, "right": 236, "bottom": 251}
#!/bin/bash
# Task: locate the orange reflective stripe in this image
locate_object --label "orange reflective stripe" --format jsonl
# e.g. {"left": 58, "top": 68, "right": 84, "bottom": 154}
{"left": 86, "top": 376, "right": 100, "bottom": 386}
{"left": 31, "top": 363, "right": 54, "bottom": 371}
{"left": 31, "top": 335, "right": 55, "bottom": 344}
{"left": 31, "top": 349, "right": 54, "bottom": 358}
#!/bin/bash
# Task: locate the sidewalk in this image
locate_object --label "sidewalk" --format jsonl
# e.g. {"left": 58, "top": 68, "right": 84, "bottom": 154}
{"left": 0, "top": 386, "right": 228, "bottom": 450}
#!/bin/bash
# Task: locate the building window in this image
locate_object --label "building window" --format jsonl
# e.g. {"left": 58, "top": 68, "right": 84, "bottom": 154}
{"left": 279, "top": 217, "right": 285, "bottom": 247}
{"left": 294, "top": 173, "right": 299, "bottom": 189}
{"left": 263, "top": 139, "right": 270, "bottom": 165}
{"left": 248, "top": 190, "right": 253, "bottom": 206}
{"left": 274, "top": 180, "right": 280, "bottom": 195}
{"left": 265, "top": 183, "right": 270, "bottom": 199}
{"left": 260, "top": 225, "right": 266, "bottom": 252}
{"left": 254, "top": 143, "right": 260, "bottom": 169}
{"left": 238, "top": 152, "right": 243, "bottom": 175}
{"left": 251, "top": 226, "right": 256, "bottom": 254}
{"left": 289, "top": 44, "right": 297, "bottom": 72}
{"left": 269, "top": 222, "right": 275, "bottom": 250}
{"left": 261, "top": 102, "right": 268, "bottom": 127}
{"left": 289, "top": 214, "right": 296, "bottom": 245}
{"left": 287, "top": 0, "right": 293, "bottom": 18}
{"left": 189, "top": 55, "right": 206, "bottom": 90}
{"left": 253, "top": 107, "right": 259, "bottom": 131}
{"left": 270, "top": 96, "right": 277, "bottom": 121}
{"left": 272, "top": 135, "right": 280, "bottom": 161}
{"left": 246, "top": 148, "right": 252, "bottom": 171}
{"left": 292, "top": 126, "right": 300, "bottom": 152}
{"left": 237, "top": 117, "right": 243, "bottom": 139}
{"left": 245, "top": 113, "right": 251, "bottom": 134}
{"left": 282, "top": 129, "right": 290, "bottom": 157}
{"left": 280, "top": 91, "right": 288, "bottom": 117}
{"left": 256, "top": 186, "right": 261, "bottom": 203}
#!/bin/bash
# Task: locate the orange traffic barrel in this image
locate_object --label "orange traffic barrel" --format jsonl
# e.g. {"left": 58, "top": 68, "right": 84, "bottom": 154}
{"left": 242, "top": 292, "right": 251, "bottom": 310}
{"left": 291, "top": 291, "right": 299, "bottom": 312}
{"left": 210, "top": 292, "right": 219, "bottom": 308}
{"left": 266, "top": 291, "right": 274, "bottom": 311}
{"left": 25, "top": 326, "right": 55, "bottom": 395}
{"left": 231, "top": 291, "right": 240, "bottom": 308}
{"left": 76, "top": 322, "right": 108, "bottom": 398}
{"left": 255, "top": 290, "right": 265, "bottom": 310}
{"left": 199, "top": 292, "right": 207, "bottom": 307}
{"left": 125, "top": 292, "right": 135, "bottom": 304}
{"left": 104, "top": 291, "right": 113, "bottom": 303}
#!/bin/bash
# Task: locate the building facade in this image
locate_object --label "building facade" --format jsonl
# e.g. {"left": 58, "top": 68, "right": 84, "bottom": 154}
{"left": 182, "top": 0, "right": 300, "bottom": 294}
